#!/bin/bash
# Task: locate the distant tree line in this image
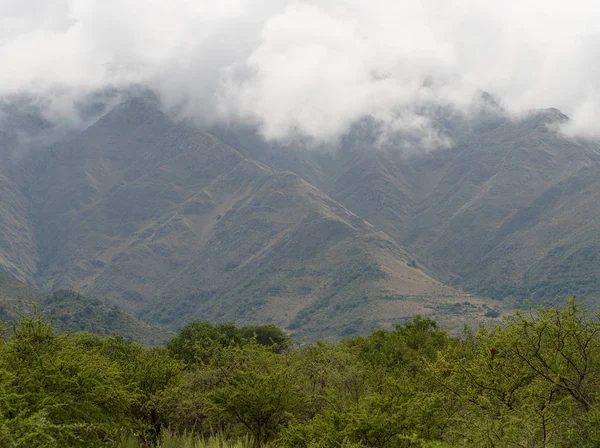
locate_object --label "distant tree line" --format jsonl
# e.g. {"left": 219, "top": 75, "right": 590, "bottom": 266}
{"left": 1, "top": 298, "right": 600, "bottom": 447}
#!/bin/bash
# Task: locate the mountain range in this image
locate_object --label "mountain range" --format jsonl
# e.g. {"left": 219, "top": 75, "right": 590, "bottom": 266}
{"left": 1, "top": 91, "right": 599, "bottom": 339}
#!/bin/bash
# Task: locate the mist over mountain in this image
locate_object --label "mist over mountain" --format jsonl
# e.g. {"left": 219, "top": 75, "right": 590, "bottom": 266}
{"left": 0, "top": 92, "right": 499, "bottom": 338}
{"left": 4, "top": 0, "right": 600, "bottom": 145}
{"left": 215, "top": 103, "right": 600, "bottom": 306}
{"left": 7, "top": 4, "right": 600, "bottom": 447}
{"left": 1, "top": 85, "right": 599, "bottom": 339}
{"left": 3, "top": 1, "right": 600, "bottom": 338}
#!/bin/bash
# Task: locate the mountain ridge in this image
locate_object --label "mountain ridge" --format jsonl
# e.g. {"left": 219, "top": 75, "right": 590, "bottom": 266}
{"left": 4, "top": 93, "right": 595, "bottom": 339}
{"left": 0, "top": 96, "right": 495, "bottom": 339}
{"left": 217, "top": 106, "right": 600, "bottom": 305}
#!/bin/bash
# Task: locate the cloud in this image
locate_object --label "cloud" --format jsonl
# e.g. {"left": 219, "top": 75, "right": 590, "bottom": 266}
{"left": 2, "top": 0, "right": 600, "bottom": 145}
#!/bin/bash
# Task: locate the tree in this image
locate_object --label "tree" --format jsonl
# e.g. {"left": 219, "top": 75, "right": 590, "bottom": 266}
{"left": 240, "top": 324, "right": 291, "bottom": 353}
{"left": 433, "top": 297, "right": 600, "bottom": 446}
{"left": 167, "top": 321, "right": 243, "bottom": 365}
{"left": 210, "top": 344, "right": 308, "bottom": 447}
{"left": 0, "top": 312, "right": 133, "bottom": 447}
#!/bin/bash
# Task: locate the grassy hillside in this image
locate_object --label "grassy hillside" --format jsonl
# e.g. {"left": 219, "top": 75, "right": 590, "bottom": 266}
{"left": 400, "top": 110, "right": 600, "bottom": 303}
{"left": 137, "top": 166, "right": 496, "bottom": 338}
{"left": 9, "top": 94, "right": 593, "bottom": 337}
{"left": 220, "top": 108, "right": 600, "bottom": 307}
{"left": 3, "top": 97, "right": 487, "bottom": 339}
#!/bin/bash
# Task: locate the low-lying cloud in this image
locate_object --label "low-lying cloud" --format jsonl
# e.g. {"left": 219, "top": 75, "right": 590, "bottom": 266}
{"left": 3, "top": 0, "right": 600, "bottom": 146}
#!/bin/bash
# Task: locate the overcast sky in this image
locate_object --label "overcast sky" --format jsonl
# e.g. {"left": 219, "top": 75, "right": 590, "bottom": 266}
{"left": 2, "top": 0, "right": 600, "bottom": 143}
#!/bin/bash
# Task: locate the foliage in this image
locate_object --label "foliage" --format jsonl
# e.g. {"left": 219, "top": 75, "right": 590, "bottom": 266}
{"left": 0, "top": 313, "right": 133, "bottom": 447}
{"left": 3, "top": 299, "right": 600, "bottom": 447}
{"left": 167, "top": 321, "right": 291, "bottom": 365}
{"left": 209, "top": 345, "right": 308, "bottom": 447}
{"left": 120, "top": 430, "right": 255, "bottom": 448}
{"left": 0, "top": 273, "right": 171, "bottom": 346}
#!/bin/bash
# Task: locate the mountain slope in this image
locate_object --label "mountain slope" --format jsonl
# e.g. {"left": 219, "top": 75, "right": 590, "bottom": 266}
{"left": 220, "top": 108, "right": 600, "bottom": 306}
{"left": 0, "top": 170, "right": 37, "bottom": 285}
{"left": 0, "top": 101, "right": 48, "bottom": 285}
{"left": 401, "top": 110, "right": 600, "bottom": 301}
{"left": 4, "top": 97, "right": 487, "bottom": 338}
{"left": 138, "top": 165, "right": 481, "bottom": 338}
{"left": 461, "top": 162, "right": 600, "bottom": 301}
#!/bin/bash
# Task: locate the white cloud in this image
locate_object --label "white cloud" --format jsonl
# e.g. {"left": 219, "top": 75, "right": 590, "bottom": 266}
{"left": 2, "top": 0, "right": 600, "bottom": 143}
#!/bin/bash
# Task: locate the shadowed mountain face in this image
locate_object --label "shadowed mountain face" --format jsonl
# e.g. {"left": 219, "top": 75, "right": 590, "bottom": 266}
{"left": 401, "top": 110, "right": 600, "bottom": 301}
{"left": 0, "top": 96, "right": 492, "bottom": 339}
{"left": 3, "top": 93, "right": 598, "bottom": 338}
{"left": 0, "top": 101, "right": 47, "bottom": 285}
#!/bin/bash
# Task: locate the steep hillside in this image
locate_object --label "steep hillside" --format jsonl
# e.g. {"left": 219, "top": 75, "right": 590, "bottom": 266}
{"left": 1, "top": 97, "right": 485, "bottom": 338}
{"left": 137, "top": 165, "right": 488, "bottom": 338}
{"left": 461, "top": 162, "right": 600, "bottom": 301}
{"left": 220, "top": 108, "right": 600, "bottom": 306}
{"left": 401, "top": 110, "right": 600, "bottom": 301}
{"left": 0, "top": 272, "right": 169, "bottom": 344}
{"left": 0, "top": 170, "right": 37, "bottom": 285}
{"left": 213, "top": 120, "right": 459, "bottom": 271}
{"left": 0, "top": 101, "right": 46, "bottom": 285}
{"left": 13, "top": 94, "right": 584, "bottom": 337}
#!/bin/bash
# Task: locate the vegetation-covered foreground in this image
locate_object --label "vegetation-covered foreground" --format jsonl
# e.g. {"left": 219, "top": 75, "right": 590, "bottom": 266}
{"left": 2, "top": 298, "right": 600, "bottom": 447}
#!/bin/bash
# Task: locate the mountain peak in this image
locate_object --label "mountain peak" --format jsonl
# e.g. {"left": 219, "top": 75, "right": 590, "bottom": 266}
{"left": 533, "top": 107, "right": 569, "bottom": 124}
